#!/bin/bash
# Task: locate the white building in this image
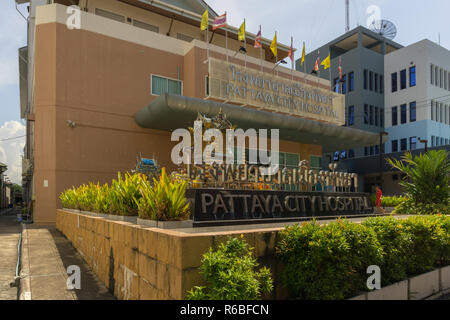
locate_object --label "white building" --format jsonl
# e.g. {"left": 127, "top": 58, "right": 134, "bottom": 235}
{"left": 384, "top": 39, "right": 450, "bottom": 154}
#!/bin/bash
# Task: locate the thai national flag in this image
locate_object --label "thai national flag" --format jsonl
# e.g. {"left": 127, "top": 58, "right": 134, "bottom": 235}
{"left": 212, "top": 13, "right": 227, "bottom": 30}
{"left": 254, "top": 27, "right": 262, "bottom": 48}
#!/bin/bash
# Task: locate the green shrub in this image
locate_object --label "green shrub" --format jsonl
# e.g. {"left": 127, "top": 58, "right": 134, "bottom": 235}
{"left": 400, "top": 215, "right": 450, "bottom": 275}
{"left": 186, "top": 237, "right": 273, "bottom": 300}
{"left": 362, "top": 217, "right": 411, "bottom": 285}
{"left": 394, "top": 198, "right": 450, "bottom": 215}
{"left": 276, "top": 219, "right": 383, "bottom": 300}
{"left": 370, "top": 195, "right": 407, "bottom": 207}
{"left": 388, "top": 150, "right": 450, "bottom": 210}
{"left": 277, "top": 215, "right": 450, "bottom": 299}
{"left": 135, "top": 168, "right": 190, "bottom": 221}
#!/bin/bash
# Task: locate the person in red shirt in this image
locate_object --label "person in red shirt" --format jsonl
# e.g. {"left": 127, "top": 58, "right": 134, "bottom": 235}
{"left": 375, "top": 186, "right": 386, "bottom": 214}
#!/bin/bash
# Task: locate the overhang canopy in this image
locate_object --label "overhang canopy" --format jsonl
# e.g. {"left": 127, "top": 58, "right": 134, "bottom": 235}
{"left": 135, "top": 94, "right": 387, "bottom": 153}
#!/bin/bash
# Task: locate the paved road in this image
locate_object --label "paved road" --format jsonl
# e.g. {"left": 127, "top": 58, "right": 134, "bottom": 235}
{"left": 0, "top": 209, "right": 21, "bottom": 300}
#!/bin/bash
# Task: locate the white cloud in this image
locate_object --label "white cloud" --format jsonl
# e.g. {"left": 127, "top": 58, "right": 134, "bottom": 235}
{"left": 0, "top": 121, "right": 26, "bottom": 184}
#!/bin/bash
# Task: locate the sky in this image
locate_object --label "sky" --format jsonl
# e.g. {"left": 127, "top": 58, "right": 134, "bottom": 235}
{"left": 1, "top": 0, "right": 450, "bottom": 183}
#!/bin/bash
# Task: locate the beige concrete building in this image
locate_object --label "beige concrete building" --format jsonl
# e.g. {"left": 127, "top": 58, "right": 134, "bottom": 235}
{"left": 18, "top": 0, "right": 383, "bottom": 224}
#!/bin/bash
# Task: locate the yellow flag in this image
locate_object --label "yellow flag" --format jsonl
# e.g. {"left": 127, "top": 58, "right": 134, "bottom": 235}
{"left": 200, "top": 10, "right": 208, "bottom": 31}
{"left": 321, "top": 53, "right": 331, "bottom": 70}
{"left": 238, "top": 20, "right": 246, "bottom": 42}
{"left": 301, "top": 42, "right": 306, "bottom": 66}
{"left": 270, "top": 32, "right": 278, "bottom": 57}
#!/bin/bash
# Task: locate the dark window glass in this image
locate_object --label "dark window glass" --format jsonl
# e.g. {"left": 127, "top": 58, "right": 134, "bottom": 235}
{"left": 333, "top": 152, "right": 340, "bottom": 162}
{"left": 392, "top": 140, "right": 398, "bottom": 153}
{"left": 349, "top": 106, "right": 355, "bottom": 126}
{"left": 392, "top": 106, "right": 398, "bottom": 126}
{"left": 375, "top": 145, "right": 380, "bottom": 155}
{"left": 375, "top": 107, "right": 379, "bottom": 126}
{"left": 375, "top": 74, "right": 379, "bottom": 92}
{"left": 370, "top": 105, "right": 374, "bottom": 125}
{"left": 400, "top": 138, "right": 407, "bottom": 151}
{"left": 364, "top": 104, "right": 369, "bottom": 124}
{"left": 364, "top": 147, "right": 368, "bottom": 156}
{"left": 410, "top": 101, "right": 416, "bottom": 122}
{"left": 369, "top": 71, "right": 373, "bottom": 91}
{"left": 380, "top": 75, "right": 384, "bottom": 93}
{"left": 364, "top": 70, "right": 368, "bottom": 90}
{"left": 400, "top": 69, "right": 407, "bottom": 89}
{"left": 370, "top": 146, "right": 374, "bottom": 155}
{"left": 401, "top": 104, "right": 407, "bottom": 124}
{"left": 349, "top": 72, "right": 354, "bottom": 92}
{"left": 392, "top": 72, "right": 398, "bottom": 92}
{"left": 410, "top": 66, "right": 416, "bottom": 87}
{"left": 380, "top": 108, "right": 384, "bottom": 127}
{"left": 349, "top": 149, "right": 355, "bottom": 158}
{"left": 410, "top": 137, "right": 417, "bottom": 150}
{"left": 342, "top": 74, "right": 347, "bottom": 94}
{"left": 340, "top": 151, "right": 347, "bottom": 160}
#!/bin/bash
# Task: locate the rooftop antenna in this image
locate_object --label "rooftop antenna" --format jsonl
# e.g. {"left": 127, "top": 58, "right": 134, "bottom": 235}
{"left": 345, "top": 0, "right": 350, "bottom": 32}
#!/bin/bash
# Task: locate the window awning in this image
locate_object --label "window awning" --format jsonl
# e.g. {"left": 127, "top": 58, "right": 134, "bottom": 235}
{"left": 135, "top": 94, "right": 387, "bottom": 153}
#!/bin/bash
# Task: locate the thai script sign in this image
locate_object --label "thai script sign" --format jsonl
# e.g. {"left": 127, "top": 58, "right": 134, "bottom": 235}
{"left": 208, "top": 58, "right": 345, "bottom": 125}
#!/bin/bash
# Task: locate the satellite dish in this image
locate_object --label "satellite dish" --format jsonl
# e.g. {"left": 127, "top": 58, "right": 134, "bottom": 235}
{"left": 369, "top": 19, "right": 397, "bottom": 40}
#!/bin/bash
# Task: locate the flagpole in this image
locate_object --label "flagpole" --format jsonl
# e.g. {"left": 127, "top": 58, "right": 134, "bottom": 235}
{"left": 259, "top": 25, "right": 263, "bottom": 72}
{"left": 275, "top": 31, "right": 278, "bottom": 76}
{"left": 225, "top": 12, "right": 228, "bottom": 64}
{"left": 244, "top": 19, "right": 247, "bottom": 69}
{"left": 206, "top": 18, "right": 210, "bottom": 63}
{"left": 303, "top": 42, "right": 307, "bottom": 85}
{"left": 291, "top": 36, "right": 294, "bottom": 81}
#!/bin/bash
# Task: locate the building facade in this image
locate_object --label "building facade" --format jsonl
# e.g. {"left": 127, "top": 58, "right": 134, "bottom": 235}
{"left": 18, "top": 0, "right": 382, "bottom": 224}
{"left": 384, "top": 39, "right": 450, "bottom": 154}
{"left": 298, "top": 26, "right": 402, "bottom": 161}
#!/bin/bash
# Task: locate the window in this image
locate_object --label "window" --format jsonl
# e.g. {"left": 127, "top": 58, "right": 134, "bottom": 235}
{"left": 348, "top": 149, "right": 355, "bottom": 158}
{"left": 440, "top": 69, "right": 444, "bottom": 88}
{"left": 375, "top": 145, "right": 379, "bottom": 155}
{"left": 364, "top": 70, "right": 368, "bottom": 90}
{"left": 400, "top": 138, "right": 407, "bottom": 151}
{"left": 401, "top": 104, "right": 407, "bottom": 124}
{"left": 375, "top": 107, "right": 379, "bottom": 126}
{"left": 348, "top": 106, "right": 355, "bottom": 126}
{"left": 375, "top": 74, "right": 379, "bottom": 92}
{"left": 410, "top": 101, "right": 416, "bottom": 122}
{"left": 369, "top": 71, "right": 373, "bottom": 91}
{"left": 409, "top": 66, "right": 416, "bottom": 87}
{"left": 95, "top": 8, "right": 125, "bottom": 22}
{"left": 370, "top": 105, "right": 374, "bottom": 125}
{"left": 392, "top": 72, "right": 398, "bottom": 92}
{"left": 380, "top": 109, "right": 385, "bottom": 127}
{"left": 380, "top": 75, "right": 384, "bottom": 93}
{"left": 334, "top": 78, "right": 340, "bottom": 93}
{"left": 205, "top": 76, "right": 209, "bottom": 96}
{"left": 392, "top": 140, "right": 398, "bottom": 153}
{"left": 431, "top": 64, "right": 434, "bottom": 85}
{"left": 364, "top": 147, "right": 369, "bottom": 156}
{"left": 348, "top": 72, "right": 354, "bottom": 92}
{"left": 310, "top": 156, "right": 322, "bottom": 170}
{"left": 370, "top": 146, "right": 374, "bottom": 155}
{"left": 364, "top": 104, "right": 369, "bottom": 124}
{"left": 392, "top": 106, "right": 398, "bottom": 126}
{"left": 410, "top": 137, "right": 417, "bottom": 150}
{"left": 151, "top": 75, "right": 182, "bottom": 96}
{"left": 133, "top": 19, "right": 159, "bottom": 33}
{"left": 342, "top": 75, "right": 347, "bottom": 94}
{"left": 436, "top": 66, "right": 439, "bottom": 86}
{"left": 431, "top": 100, "right": 435, "bottom": 121}
{"left": 400, "top": 69, "right": 407, "bottom": 90}
{"left": 432, "top": 136, "right": 435, "bottom": 147}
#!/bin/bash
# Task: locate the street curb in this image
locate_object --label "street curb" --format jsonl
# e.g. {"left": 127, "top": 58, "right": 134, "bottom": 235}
{"left": 18, "top": 223, "right": 31, "bottom": 300}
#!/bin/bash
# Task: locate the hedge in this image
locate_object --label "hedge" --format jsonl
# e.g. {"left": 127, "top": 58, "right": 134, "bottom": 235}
{"left": 276, "top": 215, "right": 450, "bottom": 300}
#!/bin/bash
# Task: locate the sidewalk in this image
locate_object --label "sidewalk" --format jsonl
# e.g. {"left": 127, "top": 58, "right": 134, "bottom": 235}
{"left": 20, "top": 224, "right": 114, "bottom": 300}
{"left": 0, "top": 209, "right": 21, "bottom": 300}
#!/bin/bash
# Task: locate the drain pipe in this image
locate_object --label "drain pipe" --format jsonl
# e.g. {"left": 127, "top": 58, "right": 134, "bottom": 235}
{"left": 10, "top": 225, "right": 23, "bottom": 288}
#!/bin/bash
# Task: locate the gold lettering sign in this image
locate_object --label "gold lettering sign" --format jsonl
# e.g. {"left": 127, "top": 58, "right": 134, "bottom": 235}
{"left": 208, "top": 58, "right": 345, "bottom": 125}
